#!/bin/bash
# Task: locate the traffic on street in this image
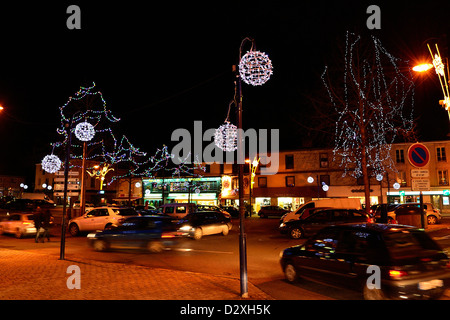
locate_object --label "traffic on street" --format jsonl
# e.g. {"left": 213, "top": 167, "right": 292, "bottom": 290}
{"left": 1, "top": 205, "right": 450, "bottom": 300}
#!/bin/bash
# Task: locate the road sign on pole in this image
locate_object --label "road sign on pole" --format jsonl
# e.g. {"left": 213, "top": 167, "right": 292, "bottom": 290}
{"left": 408, "top": 143, "right": 430, "bottom": 168}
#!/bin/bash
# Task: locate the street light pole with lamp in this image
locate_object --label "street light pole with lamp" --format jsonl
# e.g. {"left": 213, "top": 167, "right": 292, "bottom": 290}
{"left": 214, "top": 37, "right": 273, "bottom": 298}
{"left": 413, "top": 43, "right": 450, "bottom": 118}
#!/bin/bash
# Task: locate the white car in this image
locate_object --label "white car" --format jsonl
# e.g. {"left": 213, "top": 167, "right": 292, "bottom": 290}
{"left": 68, "top": 207, "right": 139, "bottom": 236}
{"left": 0, "top": 213, "right": 37, "bottom": 238}
{"left": 389, "top": 203, "right": 442, "bottom": 225}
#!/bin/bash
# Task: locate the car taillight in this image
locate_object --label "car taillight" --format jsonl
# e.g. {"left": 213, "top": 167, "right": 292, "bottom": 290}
{"left": 161, "top": 232, "right": 175, "bottom": 239}
{"left": 367, "top": 217, "right": 374, "bottom": 223}
{"left": 389, "top": 269, "right": 408, "bottom": 279}
{"left": 22, "top": 222, "right": 31, "bottom": 225}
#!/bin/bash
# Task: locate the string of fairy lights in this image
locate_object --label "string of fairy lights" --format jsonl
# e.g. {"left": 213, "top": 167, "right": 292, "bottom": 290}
{"left": 42, "top": 83, "right": 205, "bottom": 189}
{"left": 322, "top": 31, "right": 415, "bottom": 180}
{"left": 42, "top": 43, "right": 275, "bottom": 193}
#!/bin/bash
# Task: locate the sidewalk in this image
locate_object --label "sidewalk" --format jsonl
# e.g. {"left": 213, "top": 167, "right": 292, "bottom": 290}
{"left": 0, "top": 248, "right": 272, "bottom": 300}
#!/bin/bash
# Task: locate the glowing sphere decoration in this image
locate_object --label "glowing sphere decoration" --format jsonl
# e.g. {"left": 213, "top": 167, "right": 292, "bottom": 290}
{"left": 214, "top": 121, "right": 238, "bottom": 152}
{"left": 41, "top": 154, "right": 62, "bottom": 174}
{"left": 239, "top": 50, "right": 273, "bottom": 86}
{"left": 74, "top": 121, "right": 95, "bottom": 142}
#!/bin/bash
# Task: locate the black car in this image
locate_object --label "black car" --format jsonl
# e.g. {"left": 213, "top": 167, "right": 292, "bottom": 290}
{"left": 87, "top": 215, "right": 179, "bottom": 253}
{"left": 279, "top": 208, "right": 371, "bottom": 239}
{"left": 280, "top": 224, "right": 450, "bottom": 300}
{"left": 258, "top": 206, "right": 290, "bottom": 218}
{"left": 177, "top": 211, "right": 232, "bottom": 240}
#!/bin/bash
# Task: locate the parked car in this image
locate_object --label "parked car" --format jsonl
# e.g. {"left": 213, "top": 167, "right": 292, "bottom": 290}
{"left": 280, "top": 224, "right": 450, "bottom": 300}
{"left": 68, "top": 207, "right": 139, "bottom": 236}
{"left": 392, "top": 203, "right": 441, "bottom": 225}
{"left": 0, "top": 213, "right": 37, "bottom": 238}
{"left": 158, "top": 203, "right": 196, "bottom": 219}
{"left": 258, "top": 206, "right": 290, "bottom": 218}
{"left": 177, "top": 211, "right": 232, "bottom": 240}
{"left": 30, "top": 199, "right": 56, "bottom": 209}
{"left": 87, "top": 215, "right": 179, "bottom": 252}
{"left": 279, "top": 207, "right": 331, "bottom": 224}
{"left": 221, "top": 206, "right": 239, "bottom": 218}
{"left": 280, "top": 198, "right": 361, "bottom": 223}
{"left": 1, "top": 198, "right": 34, "bottom": 211}
{"left": 279, "top": 208, "right": 372, "bottom": 239}
{"left": 196, "top": 205, "right": 231, "bottom": 218}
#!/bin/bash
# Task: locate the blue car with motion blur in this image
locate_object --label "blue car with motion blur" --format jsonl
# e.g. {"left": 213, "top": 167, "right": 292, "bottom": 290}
{"left": 280, "top": 223, "right": 450, "bottom": 299}
{"left": 87, "top": 215, "right": 180, "bottom": 253}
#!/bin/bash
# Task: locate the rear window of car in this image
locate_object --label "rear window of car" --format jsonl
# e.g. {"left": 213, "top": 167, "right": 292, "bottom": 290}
{"left": 383, "top": 230, "right": 442, "bottom": 259}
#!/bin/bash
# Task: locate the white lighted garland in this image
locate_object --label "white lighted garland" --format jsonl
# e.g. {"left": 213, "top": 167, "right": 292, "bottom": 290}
{"left": 41, "top": 154, "right": 62, "bottom": 174}
{"left": 214, "top": 121, "right": 238, "bottom": 152}
{"left": 74, "top": 121, "right": 95, "bottom": 142}
{"left": 239, "top": 50, "right": 273, "bottom": 86}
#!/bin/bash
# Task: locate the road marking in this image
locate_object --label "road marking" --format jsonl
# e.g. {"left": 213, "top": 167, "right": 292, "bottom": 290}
{"left": 167, "top": 248, "right": 234, "bottom": 254}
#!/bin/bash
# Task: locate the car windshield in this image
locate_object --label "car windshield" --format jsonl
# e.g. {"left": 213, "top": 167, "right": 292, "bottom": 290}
{"left": 113, "top": 208, "right": 138, "bottom": 216}
{"left": 383, "top": 230, "right": 442, "bottom": 259}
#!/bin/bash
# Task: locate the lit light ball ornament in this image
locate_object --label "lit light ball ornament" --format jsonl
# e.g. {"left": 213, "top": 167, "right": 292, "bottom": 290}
{"left": 74, "top": 121, "right": 95, "bottom": 142}
{"left": 239, "top": 50, "right": 273, "bottom": 86}
{"left": 41, "top": 154, "right": 62, "bottom": 174}
{"left": 214, "top": 121, "right": 238, "bottom": 152}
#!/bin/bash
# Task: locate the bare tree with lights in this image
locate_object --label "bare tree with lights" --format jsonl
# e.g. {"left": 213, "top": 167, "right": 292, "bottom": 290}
{"left": 321, "top": 31, "right": 416, "bottom": 210}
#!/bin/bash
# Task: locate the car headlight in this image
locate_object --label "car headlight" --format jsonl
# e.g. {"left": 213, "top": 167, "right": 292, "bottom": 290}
{"left": 279, "top": 223, "right": 286, "bottom": 228}
{"left": 179, "top": 225, "right": 192, "bottom": 232}
{"left": 87, "top": 233, "right": 97, "bottom": 238}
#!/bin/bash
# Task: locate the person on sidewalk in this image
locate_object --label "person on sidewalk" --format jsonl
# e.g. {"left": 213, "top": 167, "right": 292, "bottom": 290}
{"left": 41, "top": 209, "right": 53, "bottom": 242}
{"left": 34, "top": 206, "right": 43, "bottom": 243}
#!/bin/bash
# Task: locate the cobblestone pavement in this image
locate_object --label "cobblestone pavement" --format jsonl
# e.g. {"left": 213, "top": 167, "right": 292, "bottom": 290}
{"left": 0, "top": 249, "right": 272, "bottom": 300}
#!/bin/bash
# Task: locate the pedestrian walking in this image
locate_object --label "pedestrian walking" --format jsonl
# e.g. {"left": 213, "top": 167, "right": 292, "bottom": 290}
{"left": 34, "top": 206, "right": 43, "bottom": 243}
{"left": 41, "top": 209, "right": 53, "bottom": 242}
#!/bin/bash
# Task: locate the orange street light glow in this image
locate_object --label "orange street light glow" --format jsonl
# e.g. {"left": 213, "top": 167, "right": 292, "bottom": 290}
{"left": 413, "top": 63, "right": 434, "bottom": 72}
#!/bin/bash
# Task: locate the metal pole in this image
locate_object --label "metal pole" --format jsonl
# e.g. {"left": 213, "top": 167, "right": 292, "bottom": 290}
{"left": 420, "top": 191, "right": 425, "bottom": 228}
{"left": 60, "top": 117, "right": 73, "bottom": 260}
{"left": 236, "top": 65, "right": 248, "bottom": 298}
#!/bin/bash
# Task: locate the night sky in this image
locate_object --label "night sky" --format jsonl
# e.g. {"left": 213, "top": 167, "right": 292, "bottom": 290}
{"left": 0, "top": 1, "right": 449, "bottom": 186}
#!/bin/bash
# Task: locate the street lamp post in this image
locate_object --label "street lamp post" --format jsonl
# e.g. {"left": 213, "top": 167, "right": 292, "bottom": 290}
{"left": 215, "top": 37, "right": 272, "bottom": 298}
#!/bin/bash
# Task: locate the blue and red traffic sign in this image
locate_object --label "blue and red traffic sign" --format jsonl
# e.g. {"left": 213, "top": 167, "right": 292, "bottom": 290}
{"left": 408, "top": 143, "right": 430, "bottom": 168}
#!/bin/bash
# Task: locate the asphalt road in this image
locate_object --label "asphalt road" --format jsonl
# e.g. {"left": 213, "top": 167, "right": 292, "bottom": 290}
{"left": 1, "top": 216, "right": 450, "bottom": 300}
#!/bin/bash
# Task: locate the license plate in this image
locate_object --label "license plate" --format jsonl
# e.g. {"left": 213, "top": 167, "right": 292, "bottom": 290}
{"left": 418, "top": 279, "right": 443, "bottom": 290}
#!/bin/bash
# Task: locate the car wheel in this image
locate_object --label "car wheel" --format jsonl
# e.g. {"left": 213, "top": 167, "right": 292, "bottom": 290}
{"left": 222, "top": 226, "right": 229, "bottom": 236}
{"left": 93, "top": 240, "right": 109, "bottom": 252}
{"left": 363, "top": 285, "right": 387, "bottom": 300}
{"left": 193, "top": 228, "right": 203, "bottom": 240}
{"left": 259, "top": 213, "right": 266, "bottom": 218}
{"left": 147, "top": 241, "right": 163, "bottom": 253}
{"left": 427, "top": 215, "right": 437, "bottom": 225}
{"left": 69, "top": 223, "right": 80, "bottom": 236}
{"left": 284, "top": 263, "right": 298, "bottom": 283}
{"left": 290, "top": 228, "right": 303, "bottom": 239}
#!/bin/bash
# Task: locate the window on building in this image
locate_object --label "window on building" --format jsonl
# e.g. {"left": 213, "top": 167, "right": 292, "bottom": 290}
{"left": 399, "top": 171, "right": 407, "bottom": 187}
{"left": 395, "top": 149, "right": 405, "bottom": 163}
{"left": 320, "top": 153, "right": 329, "bottom": 168}
{"left": 437, "top": 147, "right": 447, "bottom": 162}
{"left": 286, "top": 176, "right": 295, "bottom": 187}
{"left": 285, "top": 155, "right": 294, "bottom": 169}
{"left": 438, "top": 170, "right": 449, "bottom": 186}
{"left": 258, "top": 177, "right": 267, "bottom": 188}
